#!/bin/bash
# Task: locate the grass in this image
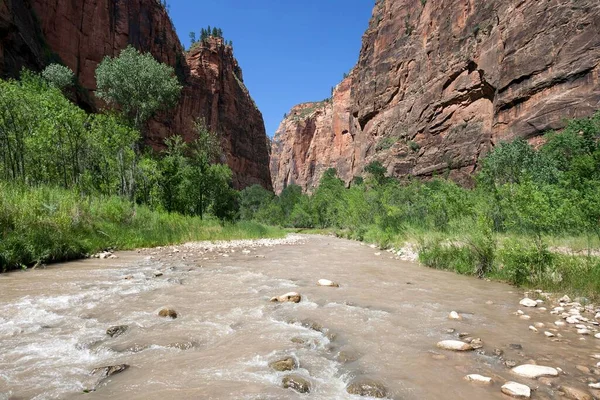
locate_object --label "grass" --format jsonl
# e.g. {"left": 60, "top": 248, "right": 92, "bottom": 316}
{"left": 329, "top": 224, "right": 600, "bottom": 301}
{"left": 0, "top": 183, "right": 285, "bottom": 272}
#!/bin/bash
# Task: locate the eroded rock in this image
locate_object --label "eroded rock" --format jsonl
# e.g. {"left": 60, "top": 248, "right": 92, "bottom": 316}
{"left": 317, "top": 279, "right": 339, "bottom": 287}
{"left": 282, "top": 374, "right": 311, "bottom": 393}
{"left": 270, "top": 292, "right": 301, "bottom": 303}
{"left": 269, "top": 357, "right": 297, "bottom": 372}
{"left": 106, "top": 325, "right": 128, "bottom": 338}
{"left": 346, "top": 379, "right": 388, "bottom": 398}
{"left": 91, "top": 364, "right": 129, "bottom": 378}
{"left": 158, "top": 308, "right": 178, "bottom": 319}
{"left": 436, "top": 340, "right": 473, "bottom": 351}
{"left": 512, "top": 364, "right": 559, "bottom": 379}
{"left": 502, "top": 381, "right": 531, "bottom": 398}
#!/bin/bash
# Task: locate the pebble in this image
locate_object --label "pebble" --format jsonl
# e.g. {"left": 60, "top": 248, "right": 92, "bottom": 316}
{"left": 449, "top": 311, "right": 462, "bottom": 320}
{"left": 501, "top": 381, "right": 531, "bottom": 398}
{"left": 556, "top": 320, "right": 567, "bottom": 327}
{"left": 436, "top": 340, "right": 473, "bottom": 351}
{"left": 520, "top": 315, "right": 532, "bottom": 320}
{"left": 589, "top": 383, "right": 600, "bottom": 389}
{"left": 464, "top": 374, "right": 492, "bottom": 384}
{"left": 560, "top": 385, "right": 593, "bottom": 400}
{"left": 594, "top": 333, "right": 600, "bottom": 339}
{"left": 544, "top": 331, "right": 555, "bottom": 337}
{"left": 317, "top": 279, "right": 340, "bottom": 287}
{"left": 529, "top": 326, "right": 538, "bottom": 332}
{"left": 560, "top": 295, "right": 572, "bottom": 303}
{"left": 520, "top": 298, "right": 538, "bottom": 308}
{"left": 282, "top": 375, "right": 311, "bottom": 394}
{"left": 534, "top": 322, "right": 545, "bottom": 328}
{"left": 270, "top": 292, "right": 302, "bottom": 303}
{"left": 158, "top": 308, "right": 178, "bottom": 319}
{"left": 512, "top": 364, "right": 559, "bottom": 378}
{"left": 579, "top": 329, "right": 592, "bottom": 335}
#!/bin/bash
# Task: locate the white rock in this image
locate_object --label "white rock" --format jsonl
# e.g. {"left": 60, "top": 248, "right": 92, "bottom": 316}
{"left": 512, "top": 364, "right": 559, "bottom": 379}
{"left": 566, "top": 316, "right": 580, "bottom": 324}
{"left": 529, "top": 326, "right": 538, "bottom": 332}
{"left": 595, "top": 313, "right": 600, "bottom": 319}
{"left": 464, "top": 374, "right": 492, "bottom": 384}
{"left": 538, "top": 307, "right": 547, "bottom": 311}
{"left": 554, "top": 307, "right": 565, "bottom": 313}
{"left": 578, "top": 329, "right": 591, "bottom": 335}
{"left": 317, "top": 279, "right": 339, "bottom": 287}
{"left": 559, "top": 295, "right": 572, "bottom": 303}
{"left": 534, "top": 322, "right": 545, "bottom": 328}
{"left": 536, "top": 299, "right": 544, "bottom": 304}
{"left": 449, "top": 311, "right": 462, "bottom": 320}
{"left": 595, "top": 333, "right": 600, "bottom": 339}
{"left": 555, "top": 320, "right": 566, "bottom": 327}
{"left": 589, "top": 382, "right": 600, "bottom": 389}
{"left": 501, "top": 382, "right": 531, "bottom": 399}
{"left": 516, "top": 310, "right": 525, "bottom": 315}
{"left": 576, "top": 324, "right": 588, "bottom": 329}
{"left": 520, "top": 315, "right": 531, "bottom": 320}
{"left": 520, "top": 298, "right": 538, "bottom": 308}
{"left": 544, "top": 331, "right": 555, "bottom": 337}
{"left": 270, "top": 292, "right": 301, "bottom": 303}
{"left": 436, "top": 340, "right": 473, "bottom": 351}
{"left": 374, "top": 252, "right": 381, "bottom": 256}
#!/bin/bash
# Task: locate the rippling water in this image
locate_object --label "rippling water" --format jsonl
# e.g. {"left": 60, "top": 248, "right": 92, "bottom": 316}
{"left": 0, "top": 236, "right": 598, "bottom": 399}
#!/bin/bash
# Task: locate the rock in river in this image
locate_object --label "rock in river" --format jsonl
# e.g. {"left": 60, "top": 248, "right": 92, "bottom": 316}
{"left": 449, "top": 311, "right": 462, "bottom": 320}
{"left": 436, "top": 340, "right": 473, "bottom": 351}
{"left": 502, "top": 381, "right": 531, "bottom": 398}
{"left": 158, "top": 308, "right": 178, "bottom": 318}
{"left": 92, "top": 364, "right": 129, "bottom": 378}
{"left": 520, "top": 298, "right": 538, "bottom": 308}
{"left": 282, "top": 374, "right": 311, "bottom": 393}
{"left": 269, "top": 357, "right": 297, "bottom": 371}
{"left": 464, "top": 374, "right": 492, "bottom": 384}
{"left": 560, "top": 386, "right": 594, "bottom": 400}
{"left": 346, "top": 379, "right": 388, "bottom": 398}
{"left": 106, "top": 325, "right": 128, "bottom": 338}
{"left": 512, "top": 364, "right": 559, "bottom": 379}
{"left": 270, "top": 292, "right": 302, "bottom": 303}
{"left": 317, "top": 279, "right": 339, "bottom": 287}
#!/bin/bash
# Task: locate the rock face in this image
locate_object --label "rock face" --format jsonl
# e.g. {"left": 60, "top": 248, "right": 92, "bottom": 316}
{"left": 0, "top": 0, "right": 271, "bottom": 189}
{"left": 270, "top": 0, "right": 600, "bottom": 192}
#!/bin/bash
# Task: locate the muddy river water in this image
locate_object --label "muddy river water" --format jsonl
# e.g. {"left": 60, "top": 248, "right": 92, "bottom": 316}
{"left": 1, "top": 235, "right": 600, "bottom": 399}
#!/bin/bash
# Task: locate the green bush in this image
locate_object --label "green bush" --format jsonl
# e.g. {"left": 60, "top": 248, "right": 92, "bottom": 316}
{"left": 497, "top": 239, "right": 554, "bottom": 286}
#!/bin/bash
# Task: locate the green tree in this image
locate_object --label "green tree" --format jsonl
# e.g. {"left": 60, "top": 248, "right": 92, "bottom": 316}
{"left": 189, "top": 31, "right": 196, "bottom": 46}
{"left": 239, "top": 184, "right": 275, "bottom": 220}
{"left": 95, "top": 46, "right": 182, "bottom": 130}
{"left": 42, "top": 64, "right": 74, "bottom": 90}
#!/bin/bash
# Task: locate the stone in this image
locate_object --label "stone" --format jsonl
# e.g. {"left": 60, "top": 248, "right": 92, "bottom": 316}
{"left": 556, "top": 320, "right": 567, "bottom": 327}
{"left": 520, "top": 315, "right": 531, "bottom": 320}
{"left": 534, "top": 322, "right": 545, "bottom": 329}
{"left": 269, "top": 357, "right": 297, "bottom": 372}
{"left": 520, "top": 298, "right": 538, "bottom": 308}
{"left": 501, "top": 382, "right": 531, "bottom": 399}
{"left": 594, "top": 333, "right": 600, "bottom": 339}
{"left": 282, "top": 375, "right": 310, "bottom": 393}
{"left": 529, "top": 326, "right": 538, "bottom": 332}
{"left": 158, "top": 308, "right": 178, "bottom": 319}
{"left": 153, "top": 271, "right": 163, "bottom": 277}
{"left": 512, "top": 364, "right": 559, "bottom": 379}
{"left": 336, "top": 351, "right": 360, "bottom": 363}
{"left": 106, "top": 325, "right": 128, "bottom": 338}
{"left": 436, "top": 340, "right": 473, "bottom": 351}
{"left": 317, "top": 279, "right": 339, "bottom": 287}
{"left": 91, "top": 364, "right": 129, "bottom": 378}
{"left": 579, "top": 329, "right": 592, "bottom": 335}
{"left": 270, "top": 292, "right": 302, "bottom": 303}
{"left": 346, "top": 379, "right": 388, "bottom": 398}
{"left": 560, "top": 386, "right": 593, "bottom": 400}
{"left": 464, "top": 374, "right": 492, "bottom": 384}
{"left": 449, "top": 311, "right": 462, "bottom": 320}
{"left": 269, "top": 0, "right": 600, "bottom": 192}
{"left": 560, "top": 295, "right": 573, "bottom": 303}
{"left": 509, "top": 344, "right": 523, "bottom": 350}
{"left": 589, "top": 383, "right": 600, "bottom": 389}
{"left": 544, "top": 331, "right": 555, "bottom": 338}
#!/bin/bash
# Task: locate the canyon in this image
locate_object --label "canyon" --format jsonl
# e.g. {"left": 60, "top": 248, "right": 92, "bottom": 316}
{"left": 271, "top": 0, "right": 600, "bottom": 193}
{"left": 0, "top": 0, "right": 271, "bottom": 189}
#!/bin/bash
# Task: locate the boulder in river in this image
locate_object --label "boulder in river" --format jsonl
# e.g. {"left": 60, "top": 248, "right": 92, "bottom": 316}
{"left": 317, "top": 279, "right": 339, "bottom": 287}
{"left": 269, "top": 357, "right": 297, "bottom": 371}
{"left": 501, "top": 381, "right": 531, "bottom": 398}
{"left": 282, "top": 374, "right": 311, "bottom": 393}
{"left": 106, "top": 325, "right": 128, "bottom": 338}
{"left": 464, "top": 374, "right": 492, "bottom": 384}
{"left": 158, "top": 308, "right": 178, "bottom": 318}
{"left": 449, "top": 311, "right": 462, "bottom": 320}
{"left": 270, "top": 292, "right": 302, "bottom": 303}
{"left": 346, "top": 379, "right": 388, "bottom": 398}
{"left": 436, "top": 340, "right": 473, "bottom": 351}
{"left": 512, "top": 364, "right": 559, "bottom": 378}
{"left": 519, "top": 298, "right": 538, "bottom": 308}
{"left": 92, "top": 364, "right": 129, "bottom": 378}
{"left": 560, "top": 385, "right": 594, "bottom": 400}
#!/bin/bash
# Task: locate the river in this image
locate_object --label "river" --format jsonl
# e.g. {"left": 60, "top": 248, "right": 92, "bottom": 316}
{"left": 1, "top": 235, "right": 598, "bottom": 399}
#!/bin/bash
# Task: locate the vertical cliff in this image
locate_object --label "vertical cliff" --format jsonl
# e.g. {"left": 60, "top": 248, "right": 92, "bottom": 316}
{"left": 271, "top": 0, "right": 600, "bottom": 192}
{"left": 0, "top": 0, "right": 272, "bottom": 189}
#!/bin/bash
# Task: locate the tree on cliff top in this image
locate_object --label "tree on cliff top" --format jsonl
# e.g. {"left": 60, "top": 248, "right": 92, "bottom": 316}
{"left": 95, "top": 46, "right": 182, "bottom": 130}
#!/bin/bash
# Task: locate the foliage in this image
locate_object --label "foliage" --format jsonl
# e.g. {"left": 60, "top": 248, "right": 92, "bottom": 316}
{"left": 0, "top": 183, "right": 284, "bottom": 272}
{"left": 42, "top": 64, "right": 74, "bottom": 89}
{"left": 95, "top": 45, "right": 182, "bottom": 129}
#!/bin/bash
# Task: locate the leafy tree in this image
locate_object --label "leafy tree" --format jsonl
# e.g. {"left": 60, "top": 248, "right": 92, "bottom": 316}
{"left": 42, "top": 64, "right": 75, "bottom": 90}
{"left": 239, "top": 184, "right": 275, "bottom": 220}
{"left": 364, "top": 160, "right": 387, "bottom": 185}
{"left": 95, "top": 46, "right": 182, "bottom": 130}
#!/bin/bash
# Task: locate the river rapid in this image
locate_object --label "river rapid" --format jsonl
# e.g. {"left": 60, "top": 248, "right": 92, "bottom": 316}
{"left": 1, "top": 235, "right": 599, "bottom": 399}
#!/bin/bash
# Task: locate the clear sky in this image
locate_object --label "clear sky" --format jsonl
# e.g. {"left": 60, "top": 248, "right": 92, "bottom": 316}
{"left": 168, "top": 0, "right": 374, "bottom": 136}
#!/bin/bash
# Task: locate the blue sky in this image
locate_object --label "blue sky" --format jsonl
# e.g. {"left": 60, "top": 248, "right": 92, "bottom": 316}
{"left": 168, "top": 0, "right": 374, "bottom": 136}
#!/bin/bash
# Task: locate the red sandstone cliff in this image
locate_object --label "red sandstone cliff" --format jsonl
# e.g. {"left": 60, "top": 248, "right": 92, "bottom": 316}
{"left": 0, "top": 0, "right": 271, "bottom": 189}
{"left": 271, "top": 0, "right": 600, "bottom": 193}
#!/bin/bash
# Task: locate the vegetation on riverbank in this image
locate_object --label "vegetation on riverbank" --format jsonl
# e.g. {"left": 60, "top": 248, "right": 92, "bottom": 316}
{"left": 0, "top": 183, "right": 284, "bottom": 272}
{"left": 240, "top": 113, "right": 600, "bottom": 299}
{"left": 0, "top": 49, "right": 271, "bottom": 271}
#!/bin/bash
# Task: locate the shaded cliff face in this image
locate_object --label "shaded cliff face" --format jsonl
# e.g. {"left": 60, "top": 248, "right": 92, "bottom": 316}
{"left": 0, "top": 0, "right": 271, "bottom": 189}
{"left": 271, "top": 0, "right": 600, "bottom": 192}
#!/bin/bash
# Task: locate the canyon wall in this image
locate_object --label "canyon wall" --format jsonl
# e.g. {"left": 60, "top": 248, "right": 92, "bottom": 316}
{"left": 271, "top": 0, "right": 600, "bottom": 193}
{"left": 0, "top": 0, "right": 271, "bottom": 189}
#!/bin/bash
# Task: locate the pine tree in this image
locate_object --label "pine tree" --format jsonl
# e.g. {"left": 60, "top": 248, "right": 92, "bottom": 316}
{"left": 189, "top": 31, "right": 196, "bottom": 46}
